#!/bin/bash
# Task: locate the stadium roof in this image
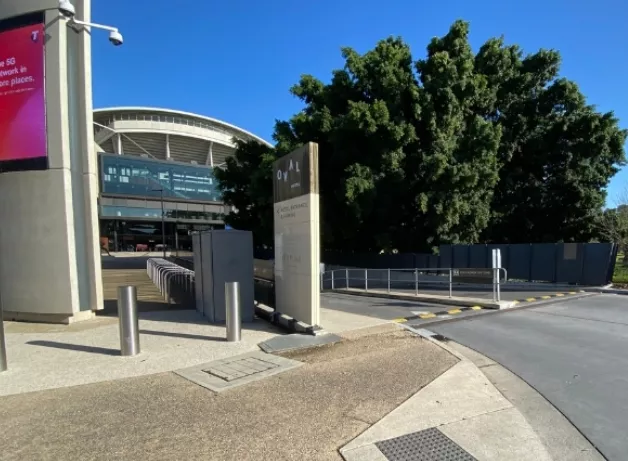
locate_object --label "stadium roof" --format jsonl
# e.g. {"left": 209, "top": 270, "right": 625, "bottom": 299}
{"left": 93, "top": 106, "right": 272, "bottom": 166}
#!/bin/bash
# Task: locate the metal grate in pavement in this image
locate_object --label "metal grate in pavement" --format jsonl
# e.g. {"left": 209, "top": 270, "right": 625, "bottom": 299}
{"left": 203, "top": 357, "right": 279, "bottom": 382}
{"left": 375, "top": 427, "right": 476, "bottom": 461}
{"left": 174, "top": 351, "right": 303, "bottom": 393}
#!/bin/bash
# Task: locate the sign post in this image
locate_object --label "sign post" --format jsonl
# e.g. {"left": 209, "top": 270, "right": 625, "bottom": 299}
{"left": 272, "top": 143, "right": 320, "bottom": 326}
{"left": 492, "top": 249, "right": 502, "bottom": 302}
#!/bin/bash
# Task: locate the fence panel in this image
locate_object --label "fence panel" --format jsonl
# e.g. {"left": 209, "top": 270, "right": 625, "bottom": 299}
{"left": 531, "top": 243, "right": 557, "bottom": 282}
{"left": 428, "top": 255, "right": 440, "bottom": 268}
{"left": 322, "top": 242, "right": 616, "bottom": 286}
{"left": 452, "top": 245, "right": 470, "bottom": 268}
{"left": 582, "top": 243, "right": 616, "bottom": 286}
{"left": 415, "top": 253, "right": 429, "bottom": 268}
{"left": 469, "top": 245, "right": 488, "bottom": 268}
{"left": 439, "top": 245, "right": 453, "bottom": 268}
{"left": 507, "top": 244, "right": 531, "bottom": 281}
{"left": 555, "top": 243, "right": 584, "bottom": 284}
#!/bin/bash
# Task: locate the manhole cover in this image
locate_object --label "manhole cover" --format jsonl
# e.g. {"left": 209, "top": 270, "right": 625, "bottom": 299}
{"left": 375, "top": 427, "right": 476, "bottom": 461}
{"left": 174, "top": 351, "right": 303, "bottom": 393}
{"left": 203, "top": 357, "right": 280, "bottom": 382}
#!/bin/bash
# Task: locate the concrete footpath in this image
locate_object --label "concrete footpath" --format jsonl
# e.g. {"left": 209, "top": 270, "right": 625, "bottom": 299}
{"left": 341, "top": 327, "right": 602, "bottom": 461}
{"left": 0, "top": 322, "right": 600, "bottom": 460}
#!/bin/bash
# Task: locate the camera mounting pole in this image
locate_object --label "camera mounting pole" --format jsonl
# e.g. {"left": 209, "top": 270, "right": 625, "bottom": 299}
{"left": 68, "top": 18, "right": 120, "bottom": 35}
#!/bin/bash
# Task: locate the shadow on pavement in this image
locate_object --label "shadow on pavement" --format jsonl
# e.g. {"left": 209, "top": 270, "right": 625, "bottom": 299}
{"left": 98, "top": 299, "right": 191, "bottom": 317}
{"left": 139, "top": 329, "right": 225, "bottom": 342}
{"left": 27, "top": 340, "right": 120, "bottom": 356}
{"left": 101, "top": 256, "right": 151, "bottom": 270}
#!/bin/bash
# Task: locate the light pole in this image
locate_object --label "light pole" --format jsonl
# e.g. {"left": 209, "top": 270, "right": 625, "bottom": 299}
{"left": 153, "top": 189, "right": 166, "bottom": 259}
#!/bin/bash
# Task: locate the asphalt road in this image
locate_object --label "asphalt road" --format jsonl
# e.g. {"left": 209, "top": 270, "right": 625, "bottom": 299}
{"left": 321, "top": 292, "right": 458, "bottom": 320}
{"left": 427, "top": 294, "right": 628, "bottom": 461}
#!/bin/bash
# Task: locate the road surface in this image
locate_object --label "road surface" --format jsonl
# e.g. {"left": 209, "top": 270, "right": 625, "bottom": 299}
{"left": 427, "top": 294, "right": 628, "bottom": 460}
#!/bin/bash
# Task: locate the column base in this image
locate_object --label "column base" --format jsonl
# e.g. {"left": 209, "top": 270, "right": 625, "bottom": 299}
{"left": 2, "top": 310, "right": 96, "bottom": 325}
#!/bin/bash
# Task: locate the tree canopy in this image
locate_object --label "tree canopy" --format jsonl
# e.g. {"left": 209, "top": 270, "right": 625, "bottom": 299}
{"left": 217, "top": 20, "right": 627, "bottom": 252}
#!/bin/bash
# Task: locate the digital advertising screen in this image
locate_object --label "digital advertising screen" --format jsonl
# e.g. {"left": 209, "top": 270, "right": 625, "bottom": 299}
{"left": 0, "top": 13, "right": 47, "bottom": 173}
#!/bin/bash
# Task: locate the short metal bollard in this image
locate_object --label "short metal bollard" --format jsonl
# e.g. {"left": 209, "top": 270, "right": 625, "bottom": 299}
{"left": 225, "top": 281, "right": 241, "bottom": 342}
{"left": 414, "top": 269, "right": 418, "bottom": 296}
{"left": 0, "top": 306, "right": 7, "bottom": 372}
{"left": 117, "top": 286, "right": 140, "bottom": 356}
{"left": 448, "top": 270, "right": 453, "bottom": 298}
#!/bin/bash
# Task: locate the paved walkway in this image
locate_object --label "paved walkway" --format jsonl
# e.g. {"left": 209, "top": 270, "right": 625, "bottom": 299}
{"left": 0, "top": 309, "right": 280, "bottom": 396}
{"left": 101, "top": 268, "right": 174, "bottom": 313}
{"left": 0, "top": 325, "right": 455, "bottom": 461}
{"left": 0, "top": 321, "right": 601, "bottom": 460}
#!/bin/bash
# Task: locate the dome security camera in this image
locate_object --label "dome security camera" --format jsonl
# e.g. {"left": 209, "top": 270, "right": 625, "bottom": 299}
{"left": 109, "top": 30, "right": 123, "bottom": 46}
{"left": 58, "top": 0, "right": 76, "bottom": 18}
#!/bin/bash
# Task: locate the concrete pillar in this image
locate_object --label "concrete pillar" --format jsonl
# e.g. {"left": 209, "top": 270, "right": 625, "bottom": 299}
{"left": 165, "top": 134, "right": 170, "bottom": 159}
{"left": 0, "top": 0, "right": 103, "bottom": 323}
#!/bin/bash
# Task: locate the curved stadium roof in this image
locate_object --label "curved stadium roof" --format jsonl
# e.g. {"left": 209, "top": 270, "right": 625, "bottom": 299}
{"left": 93, "top": 107, "right": 272, "bottom": 167}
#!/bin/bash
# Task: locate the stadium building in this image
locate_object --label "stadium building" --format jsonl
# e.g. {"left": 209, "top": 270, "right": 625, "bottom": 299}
{"left": 93, "top": 107, "right": 271, "bottom": 252}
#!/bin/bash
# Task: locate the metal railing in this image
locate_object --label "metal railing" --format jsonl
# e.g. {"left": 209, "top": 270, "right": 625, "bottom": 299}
{"left": 321, "top": 267, "right": 508, "bottom": 302}
{"left": 147, "top": 258, "right": 196, "bottom": 306}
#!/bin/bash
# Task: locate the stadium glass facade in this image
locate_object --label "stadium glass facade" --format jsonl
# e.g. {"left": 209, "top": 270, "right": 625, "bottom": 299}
{"left": 98, "top": 153, "right": 226, "bottom": 252}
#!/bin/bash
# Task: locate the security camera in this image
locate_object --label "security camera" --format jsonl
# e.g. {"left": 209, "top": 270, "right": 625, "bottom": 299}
{"left": 58, "top": 0, "right": 76, "bottom": 18}
{"left": 109, "top": 30, "right": 123, "bottom": 46}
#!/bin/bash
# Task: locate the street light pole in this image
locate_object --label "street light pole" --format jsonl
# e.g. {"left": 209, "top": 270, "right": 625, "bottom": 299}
{"left": 153, "top": 188, "right": 166, "bottom": 259}
{"left": 160, "top": 189, "right": 166, "bottom": 259}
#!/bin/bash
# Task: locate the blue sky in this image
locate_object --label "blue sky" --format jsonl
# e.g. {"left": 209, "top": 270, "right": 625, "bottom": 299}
{"left": 92, "top": 0, "right": 628, "bottom": 204}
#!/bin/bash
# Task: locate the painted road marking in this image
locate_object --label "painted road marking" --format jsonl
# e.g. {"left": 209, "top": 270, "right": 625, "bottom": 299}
{"left": 541, "top": 295, "right": 552, "bottom": 299}
{"left": 526, "top": 297, "right": 537, "bottom": 302}
{"left": 447, "top": 309, "right": 462, "bottom": 314}
{"left": 419, "top": 313, "right": 437, "bottom": 319}
{"left": 393, "top": 318, "right": 408, "bottom": 323}
{"left": 569, "top": 291, "right": 577, "bottom": 294}
{"left": 555, "top": 293, "right": 565, "bottom": 297}
{"left": 471, "top": 306, "right": 482, "bottom": 310}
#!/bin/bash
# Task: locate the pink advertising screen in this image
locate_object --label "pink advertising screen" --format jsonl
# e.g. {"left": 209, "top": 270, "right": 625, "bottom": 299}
{"left": 0, "top": 18, "right": 47, "bottom": 173}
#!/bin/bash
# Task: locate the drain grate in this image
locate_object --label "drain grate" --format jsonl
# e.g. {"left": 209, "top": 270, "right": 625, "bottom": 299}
{"left": 375, "top": 427, "right": 476, "bottom": 461}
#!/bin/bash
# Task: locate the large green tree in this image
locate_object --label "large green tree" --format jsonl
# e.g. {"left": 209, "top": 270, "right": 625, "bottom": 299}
{"left": 216, "top": 20, "right": 626, "bottom": 252}
{"left": 475, "top": 39, "right": 627, "bottom": 242}
{"left": 213, "top": 139, "right": 276, "bottom": 247}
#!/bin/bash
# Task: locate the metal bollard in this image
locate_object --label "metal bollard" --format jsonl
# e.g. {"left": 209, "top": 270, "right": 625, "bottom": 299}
{"left": 414, "top": 269, "right": 418, "bottom": 296}
{"left": 0, "top": 306, "right": 7, "bottom": 372}
{"left": 448, "top": 270, "right": 453, "bottom": 298}
{"left": 387, "top": 269, "right": 391, "bottom": 293}
{"left": 225, "top": 282, "right": 241, "bottom": 342}
{"left": 345, "top": 268, "right": 349, "bottom": 288}
{"left": 117, "top": 286, "right": 140, "bottom": 356}
{"left": 365, "top": 269, "right": 368, "bottom": 291}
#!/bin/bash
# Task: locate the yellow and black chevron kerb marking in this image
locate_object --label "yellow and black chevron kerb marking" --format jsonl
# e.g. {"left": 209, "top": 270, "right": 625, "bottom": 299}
{"left": 392, "top": 290, "right": 585, "bottom": 323}
{"left": 513, "top": 290, "right": 585, "bottom": 304}
{"left": 393, "top": 305, "right": 484, "bottom": 323}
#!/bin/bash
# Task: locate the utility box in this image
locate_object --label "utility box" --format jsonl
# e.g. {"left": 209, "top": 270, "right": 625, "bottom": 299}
{"left": 193, "top": 230, "right": 254, "bottom": 323}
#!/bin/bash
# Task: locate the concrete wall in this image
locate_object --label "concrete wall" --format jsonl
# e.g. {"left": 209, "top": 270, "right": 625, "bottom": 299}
{"left": 0, "top": 1, "right": 103, "bottom": 323}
